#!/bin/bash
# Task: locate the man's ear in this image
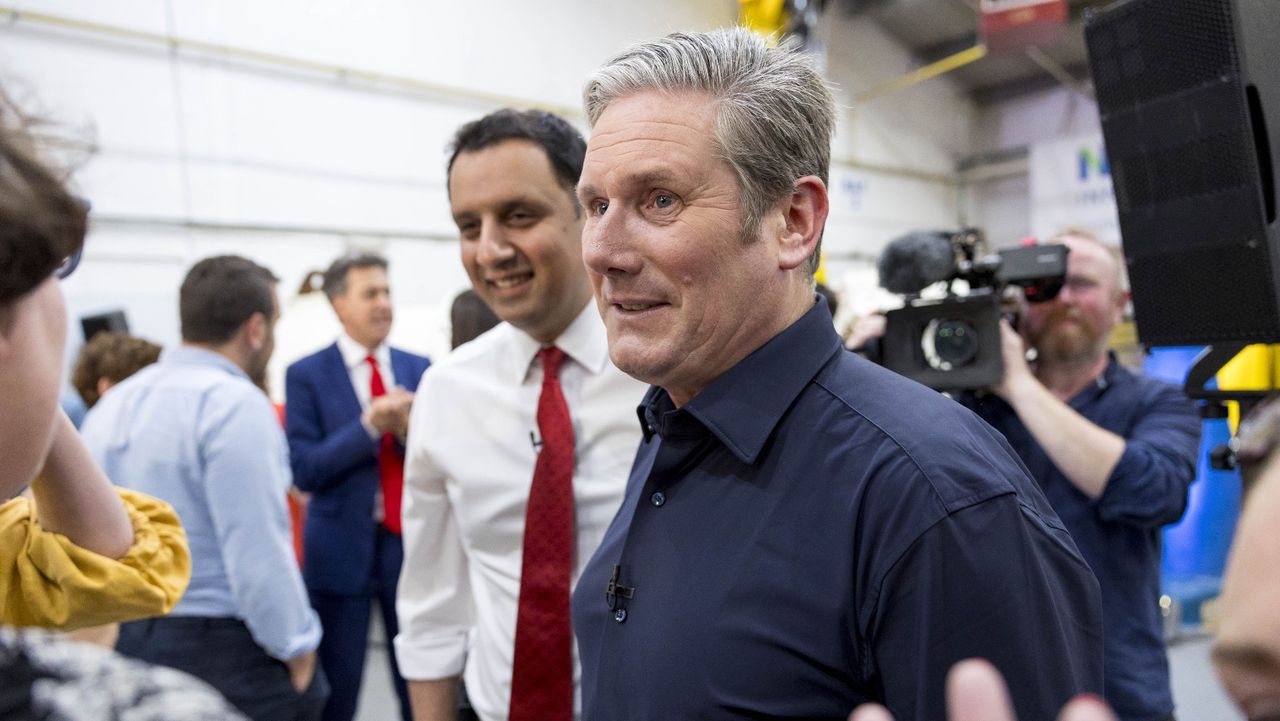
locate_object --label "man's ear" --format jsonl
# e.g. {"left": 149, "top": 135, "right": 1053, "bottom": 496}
{"left": 776, "top": 176, "right": 829, "bottom": 272}
{"left": 1113, "top": 288, "right": 1132, "bottom": 325}
{"left": 243, "top": 311, "right": 268, "bottom": 352}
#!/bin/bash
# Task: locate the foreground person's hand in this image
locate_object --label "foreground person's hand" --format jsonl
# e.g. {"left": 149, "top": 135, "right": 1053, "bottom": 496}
{"left": 848, "top": 658, "right": 1117, "bottom": 721}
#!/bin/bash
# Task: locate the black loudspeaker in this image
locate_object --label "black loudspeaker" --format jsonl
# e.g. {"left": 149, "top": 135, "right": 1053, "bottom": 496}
{"left": 81, "top": 310, "right": 129, "bottom": 342}
{"left": 1085, "top": 0, "right": 1280, "bottom": 346}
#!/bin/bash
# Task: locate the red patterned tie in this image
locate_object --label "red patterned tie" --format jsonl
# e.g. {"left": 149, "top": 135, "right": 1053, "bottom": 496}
{"left": 509, "top": 346, "right": 575, "bottom": 721}
{"left": 366, "top": 354, "right": 404, "bottom": 535}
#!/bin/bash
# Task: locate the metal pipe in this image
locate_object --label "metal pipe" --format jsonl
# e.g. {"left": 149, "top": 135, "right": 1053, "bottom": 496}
{"left": 1024, "top": 45, "right": 1094, "bottom": 100}
{"left": 854, "top": 44, "right": 988, "bottom": 104}
{"left": 90, "top": 213, "right": 459, "bottom": 243}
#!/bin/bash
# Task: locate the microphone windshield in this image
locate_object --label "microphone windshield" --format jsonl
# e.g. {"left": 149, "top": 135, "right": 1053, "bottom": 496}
{"left": 878, "top": 231, "right": 955, "bottom": 294}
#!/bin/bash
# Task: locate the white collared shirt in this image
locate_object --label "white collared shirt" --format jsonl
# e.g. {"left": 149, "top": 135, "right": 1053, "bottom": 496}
{"left": 336, "top": 333, "right": 395, "bottom": 437}
{"left": 394, "top": 302, "right": 647, "bottom": 721}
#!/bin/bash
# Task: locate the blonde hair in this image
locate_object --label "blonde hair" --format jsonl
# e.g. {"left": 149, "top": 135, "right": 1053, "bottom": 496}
{"left": 1050, "top": 227, "right": 1127, "bottom": 294}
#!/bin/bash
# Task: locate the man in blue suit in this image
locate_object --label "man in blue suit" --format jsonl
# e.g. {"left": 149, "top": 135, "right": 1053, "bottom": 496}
{"left": 286, "top": 252, "right": 430, "bottom": 721}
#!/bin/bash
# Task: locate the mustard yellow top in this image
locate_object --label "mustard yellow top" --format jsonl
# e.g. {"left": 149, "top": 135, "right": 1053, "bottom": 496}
{"left": 0, "top": 488, "right": 191, "bottom": 630}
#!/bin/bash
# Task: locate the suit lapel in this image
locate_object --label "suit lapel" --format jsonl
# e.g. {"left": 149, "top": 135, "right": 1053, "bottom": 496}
{"left": 389, "top": 348, "right": 423, "bottom": 392}
{"left": 323, "top": 343, "right": 364, "bottom": 421}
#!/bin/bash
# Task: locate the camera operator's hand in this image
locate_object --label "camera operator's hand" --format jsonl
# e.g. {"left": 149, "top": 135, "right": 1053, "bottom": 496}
{"left": 991, "top": 320, "right": 1035, "bottom": 401}
{"left": 987, "top": 319, "right": 1125, "bottom": 500}
{"left": 845, "top": 313, "right": 887, "bottom": 352}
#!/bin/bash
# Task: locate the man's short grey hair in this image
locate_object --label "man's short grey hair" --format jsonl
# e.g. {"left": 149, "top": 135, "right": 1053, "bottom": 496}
{"left": 323, "top": 251, "right": 388, "bottom": 301}
{"left": 583, "top": 27, "right": 835, "bottom": 276}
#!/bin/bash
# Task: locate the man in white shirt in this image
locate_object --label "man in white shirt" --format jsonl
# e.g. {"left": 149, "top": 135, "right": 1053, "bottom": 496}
{"left": 394, "top": 109, "right": 646, "bottom": 721}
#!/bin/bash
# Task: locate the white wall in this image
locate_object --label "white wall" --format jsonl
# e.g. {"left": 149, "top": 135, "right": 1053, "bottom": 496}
{"left": 966, "top": 85, "right": 1103, "bottom": 249}
{"left": 3, "top": 0, "right": 741, "bottom": 398}
{"left": 3, "top": 0, "right": 977, "bottom": 385}
{"left": 817, "top": 10, "right": 974, "bottom": 322}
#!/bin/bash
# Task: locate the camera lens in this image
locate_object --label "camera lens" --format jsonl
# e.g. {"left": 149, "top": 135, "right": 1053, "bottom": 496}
{"left": 922, "top": 319, "right": 979, "bottom": 371}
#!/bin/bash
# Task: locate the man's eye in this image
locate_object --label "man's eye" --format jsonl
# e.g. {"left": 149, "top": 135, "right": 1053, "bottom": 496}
{"left": 655, "top": 194, "right": 674, "bottom": 208}
{"left": 592, "top": 200, "right": 609, "bottom": 215}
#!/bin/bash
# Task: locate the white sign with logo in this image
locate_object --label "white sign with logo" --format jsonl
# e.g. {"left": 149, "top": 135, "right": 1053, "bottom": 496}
{"left": 1029, "top": 133, "right": 1121, "bottom": 245}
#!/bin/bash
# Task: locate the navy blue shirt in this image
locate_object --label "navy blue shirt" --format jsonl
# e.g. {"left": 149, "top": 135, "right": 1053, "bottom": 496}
{"left": 573, "top": 300, "right": 1104, "bottom": 721}
{"left": 966, "top": 357, "right": 1200, "bottom": 721}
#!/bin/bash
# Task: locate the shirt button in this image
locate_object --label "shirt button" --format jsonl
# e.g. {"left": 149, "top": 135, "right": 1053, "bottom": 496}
{"left": 614, "top": 608, "right": 627, "bottom": 623}
{"left": 650, "top": 491, "right": 666, "bottom": 507}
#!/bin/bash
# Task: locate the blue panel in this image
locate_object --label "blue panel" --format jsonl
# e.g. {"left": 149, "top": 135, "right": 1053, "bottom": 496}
{"left": 1145, "top": 346, "right": 1242, "bottom": 618}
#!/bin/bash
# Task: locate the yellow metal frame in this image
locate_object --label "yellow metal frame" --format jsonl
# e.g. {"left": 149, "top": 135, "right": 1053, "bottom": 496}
{"left": 855, "top": 45, "right": 990, "bottom": 104}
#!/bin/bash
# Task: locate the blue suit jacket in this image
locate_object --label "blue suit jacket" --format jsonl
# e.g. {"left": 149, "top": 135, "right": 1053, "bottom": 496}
{"left": 285, "top": 342, "right": 430, "bottom": 594}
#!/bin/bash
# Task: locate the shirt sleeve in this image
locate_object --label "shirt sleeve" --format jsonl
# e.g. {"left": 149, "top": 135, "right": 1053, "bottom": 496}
{"left": 0, "top": 488, "right": 192, "bottom": 631}
{"left": 868, "top": 494, "right": 1104, "bottom": 721}
{"left": 284, "top": 363, "right": 381, "bottom": 494}
{"left": 1094, "top": 384, "right": 1202, "bottom": 528}
{"left": 201, "top": 389, "right": 321, "bottom": 660}
{"left": 393, "top": 377, "right": 473, "bottom": 680}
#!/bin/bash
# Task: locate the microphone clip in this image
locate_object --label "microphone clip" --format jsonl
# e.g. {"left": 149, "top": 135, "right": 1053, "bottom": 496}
{"left": 605, "top": 564, "right": 635, "bottom": 610}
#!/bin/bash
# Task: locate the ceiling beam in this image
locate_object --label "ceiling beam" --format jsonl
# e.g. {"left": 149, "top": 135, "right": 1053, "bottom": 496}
{"left": 972, "top": 61, "right": 1092, "bottom": 105}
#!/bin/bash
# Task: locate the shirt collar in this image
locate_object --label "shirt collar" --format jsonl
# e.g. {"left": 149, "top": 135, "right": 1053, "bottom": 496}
{"left": 1071, "top": 351, "right": 1122, "bottom": 405}
{"left": 640, "top": 296, "right": 842, "bottom": 465}
{"left": 336, "top": 333, "right": 389, "bottom": 371}
{"left": 163, "top": 345, "right": 249, "bottom": 380}
{"left": 507, "top": 300, "right": 609, "bottom": 383}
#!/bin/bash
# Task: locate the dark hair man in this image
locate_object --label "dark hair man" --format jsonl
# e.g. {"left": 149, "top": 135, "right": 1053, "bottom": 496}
{"left": 285, "top": 251, "right": 430, "bottom": 721}
{"left": 571, "top": 27, "right": 1104, "bottom": 721}
{"left": 963, "top": 229, "right": 1200, "bottom": 721}
{"left": 394, "top": 109, "right": 646, "bottom": 721}
{"left": 83, "top": 255, "right": 328, "bottom": 721}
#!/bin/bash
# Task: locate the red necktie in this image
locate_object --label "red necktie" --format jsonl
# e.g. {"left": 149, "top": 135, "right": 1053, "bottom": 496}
{"left": 366, "top": 354, "right": 404, "bottom": 535}
{"left": 509, "top": 346, "right": 575, "bottom": 721}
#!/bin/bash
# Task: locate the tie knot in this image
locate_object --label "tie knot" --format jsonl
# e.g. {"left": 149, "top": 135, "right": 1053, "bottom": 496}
{"left": 537, "top": 346, "right": 566, "bottom": 380}
{"left": 365, "top": 354, "right": 378, "bottom": 367}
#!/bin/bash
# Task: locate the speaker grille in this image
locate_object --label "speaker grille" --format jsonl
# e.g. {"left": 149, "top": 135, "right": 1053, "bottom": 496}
{"left": 1129, "top": 240, "right": 1280, "bottom": 344}
{"left": 1112, "top": 129, "right": 1255, "bottom": 212}
{"left": 1089, "top": 0, "right": 1237, "bottom": 115}
{"left": 1086, "top": 0, "right": 1280, "bottom": 345}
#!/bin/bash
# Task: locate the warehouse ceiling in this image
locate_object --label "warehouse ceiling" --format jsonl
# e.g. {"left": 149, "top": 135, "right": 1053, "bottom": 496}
{"left": 833, "top": 0, "right": 1116, "bottom": 104}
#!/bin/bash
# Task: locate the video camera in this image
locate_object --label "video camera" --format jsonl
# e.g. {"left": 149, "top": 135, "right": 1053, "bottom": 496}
{"left": 877, "top": 228, "right": 1068, "bottom": 392}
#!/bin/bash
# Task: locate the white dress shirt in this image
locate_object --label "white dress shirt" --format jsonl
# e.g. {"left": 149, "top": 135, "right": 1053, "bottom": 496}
{"left": 336, "top": 333, "right": 396, "bottom": 422}
{"left": 395, "top": 302, "right": 647, "bottom": 721}
{"left": 336, "top": 333, "right": 396, "bottom": 521}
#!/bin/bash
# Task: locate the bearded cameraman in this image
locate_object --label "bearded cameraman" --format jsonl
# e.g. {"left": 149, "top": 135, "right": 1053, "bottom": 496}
{"left": 854, "top": 228, "right": 1200, "bottom": 721}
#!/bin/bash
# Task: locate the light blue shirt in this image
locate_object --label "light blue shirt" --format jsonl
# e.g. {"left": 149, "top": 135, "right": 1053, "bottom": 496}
{"left": 82, "top": 345, "right": 321, "bottom": 660}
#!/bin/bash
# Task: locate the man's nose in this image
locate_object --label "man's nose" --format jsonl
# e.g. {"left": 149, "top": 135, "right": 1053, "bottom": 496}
{"left": 582, "top": 208, "right": 641, "bottom": 277}
{"left": 476, "top": 220, "right": 515, "bottom": 266}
